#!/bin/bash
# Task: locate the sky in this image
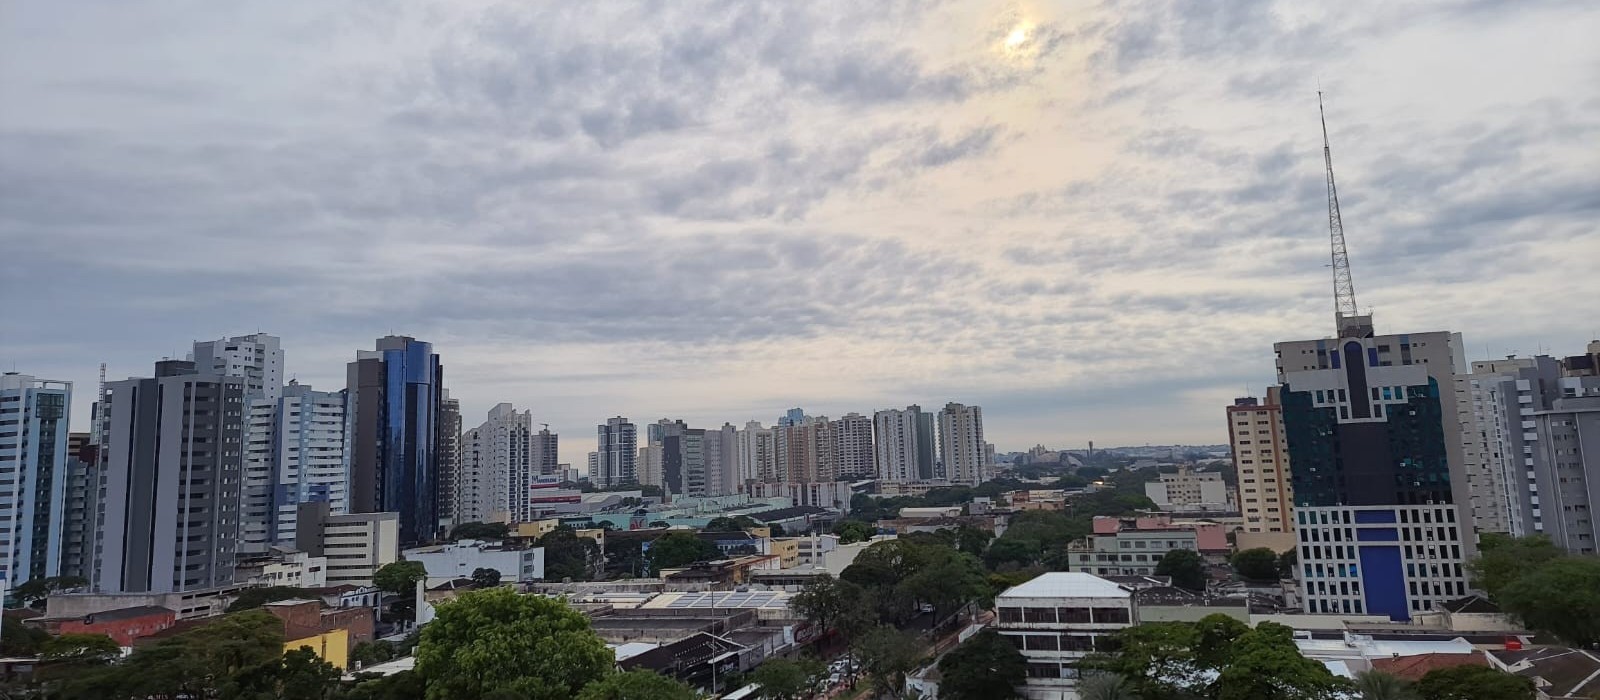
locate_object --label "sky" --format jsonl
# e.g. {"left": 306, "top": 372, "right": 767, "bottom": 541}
{"left": 2, "top": 1, "right": 1598, "bottom": 467}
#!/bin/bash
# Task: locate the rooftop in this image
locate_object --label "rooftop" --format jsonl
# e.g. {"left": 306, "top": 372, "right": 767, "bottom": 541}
{"left": 1490, "top": 646, "right": 1600, "bottom": 698}
{"left": 748, "top": 506, "right": 828, "bottom": 522}
{"left": 997, "top": 572, "right": 1130, "bottom": 600}
{"left": 1370, "top": 652, "right": 1486, "bottom": 681}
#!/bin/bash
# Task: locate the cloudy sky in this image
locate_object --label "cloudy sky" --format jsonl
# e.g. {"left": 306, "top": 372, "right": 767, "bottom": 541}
{"left": 3, "top": 1, "right": 1597, "bottom": 465}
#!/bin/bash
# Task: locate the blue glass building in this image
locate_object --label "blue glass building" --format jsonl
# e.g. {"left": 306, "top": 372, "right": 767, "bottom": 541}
{"left": 348, "top": 336, "right": 444, "bottom": 544}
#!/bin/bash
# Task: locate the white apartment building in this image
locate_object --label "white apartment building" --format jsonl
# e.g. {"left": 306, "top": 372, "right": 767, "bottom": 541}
{"left": 296, "top": 503, "right": 399, "bottom": 587}
{"left": 1227, "top": 391, "right": 1294, "bottom": 552}
{"left": 993, "top": 573, "right": 1135, "bottom": 698}
{"left": 403, "top": 540, "right": 545, "bottom": 586}
{"left": 191, "top": 333, "right": 284, "bottom": 402}
{"left": 0, "top": 373, "right": 70, "bottom": 588}
{"left": 458, "top": 404, "right": 533, "bottom": 523}
{"left": 937, "top": 403, "right": 986, "bottom": 486}
{"left": 745, "top": 481, "right": 854, "bottom": 513}
{"left": 873, "top": 406, "right": 935, "bottom": 483}
{"left": 1144, "top": 466, "right": 1231, "bottom": 511}
{"left": 832, "top": 413, "right": 875, "bottom": 481}
{"left": 735, "top": 421, "right": 776, "bottom": 484}
{"left": 1065, "top": 529, "right": 1200, "bottom": 577}
{"left": 241, "top": 381, "right": 350, "bottom": 554}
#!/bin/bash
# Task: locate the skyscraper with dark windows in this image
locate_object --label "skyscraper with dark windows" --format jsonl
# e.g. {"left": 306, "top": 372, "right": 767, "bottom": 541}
{"left": 0, "top": 373, "right": 71, "bottom": 589}
{"left": 595, "top": 417, "right": 637, "bottom": 488}
{"left": 346, "top": 336, "right": 444, "bottom": 545}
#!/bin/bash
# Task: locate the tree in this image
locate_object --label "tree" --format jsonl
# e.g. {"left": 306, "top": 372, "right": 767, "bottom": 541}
{"left": 955, "top": 525, "right": 994, "bottom": 556}
{"left": 11, "top": 575, "right": 89, "bottom": 607}
{"left": 1277, "top": 547, "right": 1299, "bottom": 579}
{"left": 40, "top": 633, "right": 120, "bottom": 663}
{"left": 937, "top": 629, "right": 1027, "bottom": 700}
{"left": 575, "top": 670, "right": 698, "bottom": 700}
{"left": 56, "top": 609, "right": 287, "bottom": 700}
{"left": 540, "top": 527, "right": 601, "bottom": 582}
{"left": 1231, "top": 547, "right": 1280, "bottom": 581}
{"left": 854, "top": 626, "right": 924, "bottom": 698}
{"left": 276, "top": 646, "right": 343, "bottom": 700}
{"left": 342, "top": 670, "right": 426, "bottom": 700}
{"left": 833, "top": 520, "right": 875, "bottom": 544}
{"left": 1192, "top": 614, "right": 1250, "bottom": 670}
{"left": 450, "top": 521, "right": 511, "bottom": 541}
{"left": 1354, "top": 669, "right": 1417, "bottom": 700}
{"left": 471, "top": 567, "right": 503, "bottom": 588}
{"left": 414, "top": 587, "right": 613, "bottom": 700}
{"left": 706, "top": 515, "right": 760, "bottom": 532}
{"left": 1413, "top": 665, "right": 1533, "bottom": 700}
{"left": 1467, "top": 534, "right": 1562, "bottom": 600}
{"left": 0, "top": 617, "right": 50, "bottom": 656}
{"left": 750, "top": 657, "right": 826, "bottom": 700}
{"left": 350, "top": 640, "right": 397, "bottom": 668}
{"left": 374, "top": 560, "right": 429, "bottom": 595}
{"left": 648, "top": 531, "right": 721, "bottom": 570}
{"left": 1154, "top": 549, "right": 1206, "bottom": 591}
{"left": 228, "top": 585, "right": 318, "bottom": 612}
{"left": 1078, "top": 672, "right": 1139, "bottom": 700}
{"left": 1495, "top": 555, "right": 1600, "bottom": 646}
{"left": 984, "top": 538, "right": 1042, "bottom": 571}
{"left": 1100, "top": 621, "right": 1207, "bottom": 698}
{"left": 790, "top": 575, "right": 873, "bottom": 645}
{"left": 1215, "top": 622, "right": 1348, "bottom": 700}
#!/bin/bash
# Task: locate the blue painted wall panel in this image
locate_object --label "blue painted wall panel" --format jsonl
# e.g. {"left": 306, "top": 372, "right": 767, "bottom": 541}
{"left": 1360, "top": 545, "right": 1408, "bottom": 621}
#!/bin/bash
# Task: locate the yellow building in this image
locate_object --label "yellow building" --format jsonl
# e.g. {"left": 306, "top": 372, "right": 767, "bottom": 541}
{"left": 1228, "top": 389, "right": 1297, "bottom": 553}
{"left": 514, "top": 519, "right": 562, "bottom": 539}
{"left": 767, "top": 538, "right": 800, "bottom": 568}
{"left": 284, "top": 628, "right": 350, "bottom": 669}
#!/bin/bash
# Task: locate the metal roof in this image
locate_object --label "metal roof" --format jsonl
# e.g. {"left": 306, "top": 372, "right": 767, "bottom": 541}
{"left": 996, "top": 572, "right": 1131, "bottom": 600}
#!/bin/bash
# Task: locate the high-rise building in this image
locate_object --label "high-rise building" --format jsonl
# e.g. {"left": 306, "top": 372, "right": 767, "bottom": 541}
{"left": 937, "top": 403, "right": 986, "bottom": 486}
{"left": 779, "top": 408, "right": 806, "bottom": 427}
{"left": 60, "top": 431, "right": 98, "bottom": 580}
{"left": 346, "top": 336, "right": 444, "bottom": 545}
{"left": 735, "top": 421, "right": 776, "bottom": 484}
{"left": 595, "top": 417, "right": 637, "bottom": 487}
{"left": 533, "top": 427, "right": 559, "bottom": 478}
{"left": 1529, "top": 377, "right": 1600, "bottom": 554}
{"left": 0, "top": 373, "right": 71, "bottom": 588}
{"left": 437, "top": 391, "right": 461, "bottom": 528}
{"left": 95, "top": 361, "right": 243, "bottom": 593}
{"left": 832, "top": 413, "right": 875, "bottom": 481}
{"left": 775, "top": 416, "right": 833, "bottom": 483}
{"left": 1227, "top": 392, "right": 1295, "bottom": 552}
{"left": 457, "top": 403, "right": 533, "bottom": 524}
{"left": 1559, "top": 340, "right": 1600, "bottom": 377}
{"left": 1462, "top": 356, "right": 1559, "bottom": 535}
{"left": 240, "top": 381, "right": 351, "bottom": 554}
{"left": 587, "top": 452, "right": 599, "bottom": 482}
{"left": 705, "top": 423, "right": 738, "bottom": 496}
{"left": 873, "top": 405, "right": 935, "bottom": 482}
{"left": 191, "top": 333, "right": 284, "bottom": 403}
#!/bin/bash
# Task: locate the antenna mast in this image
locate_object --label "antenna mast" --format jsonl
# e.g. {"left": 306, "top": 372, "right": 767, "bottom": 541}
{"left": 1321, "top": 92, "right": 1360, "bottom": 331}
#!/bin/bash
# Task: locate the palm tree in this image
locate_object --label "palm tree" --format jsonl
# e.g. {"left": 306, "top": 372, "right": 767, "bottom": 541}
{"left": 1079, "top": 672, "right": 1140, "bottom": 700}
{"left": 1354, "top": 670, "right": 1417, "bottom": 700}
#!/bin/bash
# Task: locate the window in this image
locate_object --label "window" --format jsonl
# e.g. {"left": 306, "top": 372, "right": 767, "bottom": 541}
{"left": 1092, "top": 607, "right": 1130, "bottom": 624}
{"left": 1023, "top": 607, "right": 1056, "bottom": 624}
{"left": 1057, "top": 607, "right": 1091, "bottom": 623}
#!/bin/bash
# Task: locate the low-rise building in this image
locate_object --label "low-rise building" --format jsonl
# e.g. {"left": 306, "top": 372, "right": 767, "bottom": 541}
{"left": 403, "top": 540, "right": 545, "bottom": 586}
{"left": 26, "top": 605, "right": 177, "bottom": 646}
{"left": 295, "top": 503, "right": 399, "bottom": 587}
{"left": 1488, "top": 646, "right": 1600, "bottom": 700}
{"left": 45, "top": 585, "right": 250, "bottom": 620}
{"left": 1066, "top": 529, "right": 1200, "bottom": 577}
{"left": 235, "top": 548, "right": 328, "bottom": 589}
{"left": 993, "top": 572, "right": 1135, "bottom": 698}
{"left": 744, "top": 482, "right": 853, "bottom": 513}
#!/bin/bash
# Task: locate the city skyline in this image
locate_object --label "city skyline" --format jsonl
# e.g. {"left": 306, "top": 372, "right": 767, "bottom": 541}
{"left": 4, "top": 2, "right": 1598, "bottom": 467}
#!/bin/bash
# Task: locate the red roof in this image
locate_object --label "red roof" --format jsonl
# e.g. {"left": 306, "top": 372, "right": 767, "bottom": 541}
{"left": 1370, "top": 652, "right": 1487, "bottom": 681}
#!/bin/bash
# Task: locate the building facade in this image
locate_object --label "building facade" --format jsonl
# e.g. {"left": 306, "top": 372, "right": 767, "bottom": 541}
{"left": 1276, "top": 324, "right": 1471, "bottom": 620}
{"left": 1144, "top": 465, "right": 1231, "bottom": 512}
{"left": 831, "top": 413, "right": 875, "bottom": 482}
{"left": 457, "top": 403, "right": 533, "bottom": 524}
{"left": 1528, "top": 378, "right": 1600, "bottom": 554}
{"left": 533, "top": 427, "right": 559, "bottom": 478}
{"left": 241, "top": 381, "right": 350, "bottom": 554}
{"left": 346, "top": 336, "right": 444, "bottom": 545}
{"left": 736, "top": 421, "right": 776, "bottom": 485}
{"left": 437, "top": 391, "right": 461, "bottom": 528}
{"left": 295, "top": 502, "right": 400, "bottom": 587}
{"left": 1227, "top": 391, "right": 1295, "bottom": 551}
{"left": 595, "top": 417, "right": 637, "bottom": 488}
{"left": 937, "top": 403, "right": 986, "bottom": 486}
{"left": 0, "top": 373, "right": 71, "bottom": 588}
{"left": 191, "top": 333, "right": 284, "bottom": 403}
{"left": 60, "top": 432, "right": 98, "bottom": 580}
{"left": 873, "top": 405, "right": 935, "bottom": 483}
{"left": 402, "top": 540, "right": 545, "bottom": 586}
{"left": 992, "top": 573, "right": 1134, "bottom": 697}
{"left": 95, "top": 361, "right": 243, "bottom": 593}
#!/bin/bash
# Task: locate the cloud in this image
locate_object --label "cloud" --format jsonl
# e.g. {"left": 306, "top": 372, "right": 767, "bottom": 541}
{"left": 1, "top": 0, "right": 1596, "bottom": 462}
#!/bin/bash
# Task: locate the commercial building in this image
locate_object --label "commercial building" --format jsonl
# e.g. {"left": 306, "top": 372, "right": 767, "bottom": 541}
{"left": 1065, "top": 528, "right": 1201, "bottom": 577}
{"left": 596, "top": 417, "right": 638, "bottom": 487}
{"left": 402, "top": 540, "right": 545, "bottom": 586}
{"left": 95, "top": 361, "right": 243, "bottom": 593}
{"left": 1144, "top": 465, "right": 1231, "bottom": 512}
{"left": 346, "top": 335, "right": 445, "bottom": 544}
{"left": 457, "top": 403, "right": 534, "bottom": 524}
{"left": 60, "top": 432, "right": 98, "bottom": 580}
{"left": 296, "top": 502, "right": 400, "bottom": 587}
{"left": 992, "top": 573, "right": 1134, "bottom": 697}
{"left": 1276, "top": 322, "right": 1472, "bottom": 621}
{"left": 0, "top": 373, "right": 71, "bottom": 588}
{"left": 937, "top": 403, "right": 986, "bottom": 486}
{"left": 236, "top": 548, "right": 328, "bottom": 588}
{"left": 876, "top": 407, "right": 934, "bottom": 482}
{"left": 241, "top": 381, "right": 350, "bottom": 554}
{"left": 1528, "top": 378, "right": 1600, "bottom": 554}
{"left": 744, "top": 482, "right": 853, "bottom": 513}
{"left": 436, "top": 391, "right": 461, "bottom": 528}
{"left": 190, "top": 333, "right": 284, "bottom": 403}
{"left": 1227, "top": 392, "right": 1295, "bottom": 552}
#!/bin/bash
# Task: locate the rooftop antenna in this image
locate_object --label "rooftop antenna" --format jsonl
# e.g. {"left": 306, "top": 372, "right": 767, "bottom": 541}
{"left": 1321, "top": 92, "right": 1364, "bottom": 337}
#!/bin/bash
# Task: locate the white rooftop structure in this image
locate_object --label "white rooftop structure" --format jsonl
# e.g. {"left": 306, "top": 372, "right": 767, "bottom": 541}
{"left": 997, "top": 572, "right": 1131, "bottom": 600}
{"left": 344, "top": 655, "right": 415, "bottom": 679}
{"left": 640, "top": 590, "right": 794, "bottom": 610}
{"left": 608, "top": 641, "right": 659, "bottom": 662}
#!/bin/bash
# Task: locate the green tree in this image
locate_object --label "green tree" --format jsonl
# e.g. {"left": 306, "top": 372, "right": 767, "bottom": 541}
{"left": 1193, "top": 614, "right": 1250, "bottom": 670}
{"left": 937, "top": 629, "right": 1027, "bottom": 700}
{"left": 854, "top": 626, "right": 924, "bottom": 698}
{"left": 1496, "top": 555, "right": 1600, "bottom": 646}
{"left": 575, "top": 670, "right": 698, "bottom": 700}
{"left": 901, "top": 545, "right": 991, "bottom": 619}
{"left": 276, "top": 646, "right": 342, "bottom": 700}
{"left": 1467, "top": 534, "right": 1562, "bottom": 600}
{"left": 471, "top": 567, "right": 503, "bottom": 588}
{"left": 648, "top": 532, "right": 722, "bottom": 570}
{"left": 955, "top": 525, "right": 994, "bottom": 556}
{"left": 833, "top": 520, "right": 875, "bottom": 544}
{"left": 984, "top": 538, "right": 1042, "bottom": 570}
{"left": 1353, "top": 669, "right": 1417, "bottom": 700}
{"left": 540, "top": 527, "right": 601, "bottom": 582}
{"left": 341, "top": 670, "right": 426, "bottom": 700}
{"left": 228, "top": 585, "right": 318, "bottom": 612}
{"left": 57, "top": 609, "right": 286, "bottom": 700}
{"left": 750, "top": 657, "right": 826, "bottom": 700}
{"left": 706, "top": 515, "right": 760, "bottom": 532}
{"left": 790, "top": 574, "right": 873, "bottom": 645}
{"left": 1154, "top": 549, "right": 1206, "bottom": 591}
{"left": 374, "top": 560, "right": 429, "bottom": 594}
{"left": 11, "top": 575, "right": 89, "bottom": 607}
{"left": 1413, "top": 665, "right": 1533, "bottom": 700}
{"left": 1100, "top": 622, "right": 1206, "bottom": 698}
{"left": 414, "top": 587, "right": 613, "bottom": 700}
{"left": 450, "top": 521, "right": 511, "bottom": 540}
{"left": 1078, "top": 672, "right": 1139, "bottom": 700}
{"left": 1277, "top": 548, "right": 1299, "bottom": 579}
{"left": 1230, "top": 547, "right": 1280, "bottom": 581}
{"left": 1215, "top": 622, "right": 1347, "bottom": 700}
{"left": 0, "top": 617, "right": 50, "bottom": 656}
{"left": 350, "top": 640, "right": 397, "bottom": 668}
{"left": 40, "top": 633, "right": 120, "bottom": 663}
